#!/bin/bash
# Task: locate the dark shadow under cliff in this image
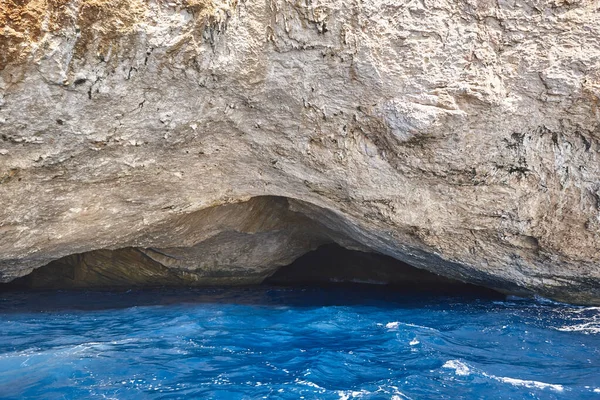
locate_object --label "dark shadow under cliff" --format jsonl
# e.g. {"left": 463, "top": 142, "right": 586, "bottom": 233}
{"left": 265, "top": 244, "right": 503, "bottom": 297}
{"left": 2, "top": 242, "right": 502, "bottom": 299}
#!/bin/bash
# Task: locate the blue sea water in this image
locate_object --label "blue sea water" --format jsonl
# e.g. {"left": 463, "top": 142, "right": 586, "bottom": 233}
{"left": 0, "top": 287, "right": 598, "bottom": 399}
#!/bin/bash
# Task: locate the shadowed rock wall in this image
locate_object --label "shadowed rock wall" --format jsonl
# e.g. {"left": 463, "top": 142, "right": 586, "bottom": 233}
{"left": 265, "top": 243, "right": 503, "bottom": 297}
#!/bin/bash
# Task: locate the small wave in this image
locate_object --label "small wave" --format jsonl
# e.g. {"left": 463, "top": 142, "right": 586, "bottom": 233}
{"left": 554, "top": 323, "right": 600, "bottom": 334}
{"left": 442, "top": 360, "right": 564, "bottom": 392}
{"left": 384, "top": 321, "right": 438, "bottom": 332}
{"left": 569, "top": 306, "right": 600, "bottom": 313}
{"left": 490, "top": 376, "right": 564, "bottom": 392}
{"left": 551, "top": 309, "right": 600, "bottom": 334}
{"left": 337, "top": 389, "right": 371, "bottom": 399}
{"left": 294, "top": 378, "right": 324, "bottom": 390}
{"left": 384, "top": 385, "right": 414, "bottom": 400}
{"left": 442, "top": 360, "right": 471, "bottom": 376}
{"left": 403, "top": 323, "right": 438, "bottom": 331}
{"left": 2, "top": 287, "right": 598, "bottom": 398}
{"left": 533, "top": 295, "right": 566, "bottom": 305}
{"left": 391, "top": 395, "right": 413, "bottom": 400}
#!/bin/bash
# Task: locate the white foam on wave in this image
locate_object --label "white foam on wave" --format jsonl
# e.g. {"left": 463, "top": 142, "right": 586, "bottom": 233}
{"left": 384, "top": 321, "right": 437, "bottom": 332}
{"left": 491, "top": 376, "right": 564, "bottom": 392}
{"left": 442, "top": 360, "right": 564, "bottom": 392}
{"left": 384, "top": 385, "right": 414, "bottom": 400}
{"left": 554, "top": 322, "right": 600, "bottom": 334}
{"left": 1, "top": 338, "right": 146, "bottom": 362}
{"left": 390, "top": 393, "right": 413, "bottom": 400}
{"left": 533, "top": 295, "right": 565, "bottom": 305}
{"left": 337, "top": 389, "right": 370, "bottom": 399}
{"left": 294, "top": 378, "right": 324, "bottom": 390}
{"left": 571, "top": 306, "right": 600, "bottom": 313}
{"left": 481, "top": 370, "right": 564, "bottom": 392}
{"left": 404, "top": 323, "right": 438, "bottom": 331}
{"left": 552, "top": 309, "right": 600, "bottom": 334}
{"left": 594, "top": 388, "right": 600, "bottom": 393}
{"left": 442, "top": 360, "right": 471, "bottom": 376}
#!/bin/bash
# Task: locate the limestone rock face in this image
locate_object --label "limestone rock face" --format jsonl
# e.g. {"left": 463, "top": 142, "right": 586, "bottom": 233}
{"left": 1, "top": 0, "right": 599, "bottom": 303}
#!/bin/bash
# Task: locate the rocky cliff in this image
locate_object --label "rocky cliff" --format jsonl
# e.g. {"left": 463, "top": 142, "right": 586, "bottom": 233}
{"left": 1, "top": 0, "right": 599, "bottom": 303}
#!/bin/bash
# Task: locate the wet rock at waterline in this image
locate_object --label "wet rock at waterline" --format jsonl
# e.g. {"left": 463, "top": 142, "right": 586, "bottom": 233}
{"left": 1, "top": 0, "right": 600, "bottom": 304}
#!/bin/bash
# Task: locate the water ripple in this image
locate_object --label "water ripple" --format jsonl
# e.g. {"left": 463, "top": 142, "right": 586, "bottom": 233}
{"left": 0, "top": 287, "right": 598, "bottom": 399}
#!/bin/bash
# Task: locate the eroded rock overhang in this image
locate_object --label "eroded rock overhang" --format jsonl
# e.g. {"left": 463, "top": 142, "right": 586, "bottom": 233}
{"left": 1, "top": 195, "right": 506, "bottom": 299}
{"left": 0, "top": 196, "right": 597, "bottom": 304}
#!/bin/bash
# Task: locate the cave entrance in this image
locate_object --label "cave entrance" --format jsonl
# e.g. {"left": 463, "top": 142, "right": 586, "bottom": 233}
{"left": 265, "top": 244, "right": 503, "bottom": 297}
{"left": 0, "top": 243, "right": 501, "bottom": 298}
{"left": 0, "top": 196, "right": 501, "bottom": 297}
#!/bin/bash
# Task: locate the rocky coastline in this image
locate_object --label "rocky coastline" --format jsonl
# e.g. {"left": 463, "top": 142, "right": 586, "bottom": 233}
{"left": 1, "top": 0, "right": 599, "bottom": 304}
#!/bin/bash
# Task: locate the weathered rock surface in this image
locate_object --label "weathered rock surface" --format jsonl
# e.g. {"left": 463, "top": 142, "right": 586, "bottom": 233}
{"left": 1, "top": 0, "right": 599, "bottom": 303}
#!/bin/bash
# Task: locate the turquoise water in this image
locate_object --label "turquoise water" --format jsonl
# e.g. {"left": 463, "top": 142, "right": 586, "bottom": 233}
{"left": 0, "top": 287, "right": 599, "bottom": 399}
